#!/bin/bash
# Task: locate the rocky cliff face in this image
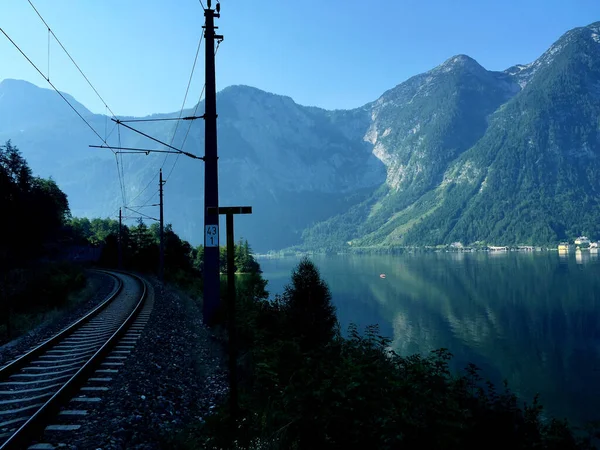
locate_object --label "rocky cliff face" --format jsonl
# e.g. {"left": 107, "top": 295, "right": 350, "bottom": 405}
{"left": 303, "top": 22, "right": 600, "bottom": 249}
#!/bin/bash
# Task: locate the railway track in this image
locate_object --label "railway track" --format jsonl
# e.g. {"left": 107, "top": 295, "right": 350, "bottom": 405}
{"left": 0, "top": 270, "right": 148, "bottom": 450}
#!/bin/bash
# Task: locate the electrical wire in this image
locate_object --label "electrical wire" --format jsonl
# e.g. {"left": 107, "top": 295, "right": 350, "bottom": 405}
{"left": 27, "top": 0, "right": 118, "bottom": 119}
{"left": 125, "top": 173, "right": 159, "bottom": 207}
{"left": 118, "top": 123, "right": 127, "bottom": 205}
{"left": 11, "top": 2, "right": 128, "bottom": 219}
{"left": 108, "top": 206, "right": 121, "bottom": 220}
{"left": 161, "top": 32, "right": 204, "bottom": 171}
{"left": 26, "top": 0, "right": 132, "bottom": 217}
{"left": 128, "top": 26, "right": 206, "bottom": 207}
{"left": 164, "top": 86, "right": 205, "bottom": 182}
{"left": 125, "top": 206, "right": 159, "bottom": 222}
{"left": 114, "top": 123, "right": 126, "bottom": 207}
{"left": 14, "top": 0, "right": 217, "bottom": 219}
{"left": 165, "top": 40, "right": 220, "bottom": 182}
{"left": 0, "top": 27, "right": 116, "bottom": 151}
{"left": 137, "top": 188, "right": 160, "bottom": 210}
{"left": 114, "top": 153, "right": 126, "bottom": 206}
{"left": 106, "top": 121, "right": 118, "bottom": 140}
{"left": 118, "top": 116, "right": 201, "bottom": 123}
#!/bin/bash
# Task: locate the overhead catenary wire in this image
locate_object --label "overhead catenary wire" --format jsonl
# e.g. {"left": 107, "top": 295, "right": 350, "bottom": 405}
{"left": 106, "top": 121, "right": 118, "bottom": 141}
{"left": 27, "top": 0, "right": 118, "bottom": 120}
{"left": 0, "top": 27, "right": 116, "bottom": 151}
{"left": 91, "top": 145, "right": 185, "bottom": 155}
{"left": 47, "top": 27, "right": 50, "bottom": 80}
{"left": 8, "top": 2, "right": 129, "bottom": 219}
{"left": 126, "top": 181, "right": 160, "bottom": 214}
{"left": 26, "top": 0, "right": 130, "bottom": 214}
{"left": 105, "top": 123, "right": 203, "bottom": 159}
{"left": 114, "top": 153, "right": 125, "bottom": 206}
{"left": 160, "top": 31, "right": 205, "bottom": 172}
{"left": 114, "top": 153, "right": 127, "bottom": 207}
{"left": 112, "top": 120, "right": 182, "bottom": 152}
{"left": 124, "top": 173, "right": 159, "bottom": 208}
{"left": 117, "top": 116, "right": 203, "bottom": 123}
{"left": 122, "top": 27, "right": 207, "bottom": 203}
{"left": 115, "top": 0, "right": 214, "bottom": 215}
{"left": 165, "top": 40, "right": 220, "bottom": 182}
{"left": 165, "top": 83, "right": 206, "bottom": 181}
{"left": 136, "top": 189, "right": 160, "bottom": 210}
{"left": 125, "top": 206, "right": 159, "bottom": 222}
{"left": 118, "top": 123, "right": 127, "bottom": 205}
{"left": 108, "top": 206, "right": 121, "bottom": 220}
{"left": 14, "top": 1, "right": 215, "bottom": 220}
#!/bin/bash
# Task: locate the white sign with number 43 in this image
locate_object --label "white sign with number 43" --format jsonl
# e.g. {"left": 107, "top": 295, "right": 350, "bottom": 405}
{"left": 205, "top": 225, "right": 219, "bottom": 247}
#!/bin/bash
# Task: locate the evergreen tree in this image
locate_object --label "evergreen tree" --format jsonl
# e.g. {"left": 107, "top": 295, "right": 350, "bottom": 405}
{"left": 193, "top": 245, "right": 205, "bottom": 273}
{"left": 281, "top": 258, "right": 339, "bottom": 352}
{"left": 0, "top": 140, "right": 85, "bottom": 340}
{"left": 128, "top": 219, "right": 158, "bottom": 271}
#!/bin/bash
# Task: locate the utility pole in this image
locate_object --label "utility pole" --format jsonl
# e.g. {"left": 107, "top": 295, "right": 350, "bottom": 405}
{"left": 225, "top": 212, "right": 237, "bottom": 415}
{"left": 207, "top": 206, "right": 252, "bottom": 417}
{"left": 203, "top": 0, "right": 223, "bottom": 325}
{"left": 118, "top": 208, "right": 123, "bottom": 269}
{"left": 159, "top": 169, "right": 165, "bottom": 282}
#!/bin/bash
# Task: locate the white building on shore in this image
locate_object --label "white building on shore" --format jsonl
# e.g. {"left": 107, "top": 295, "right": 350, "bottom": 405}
{"left": 575, "top": 236, "right": 591, "bottom": 246}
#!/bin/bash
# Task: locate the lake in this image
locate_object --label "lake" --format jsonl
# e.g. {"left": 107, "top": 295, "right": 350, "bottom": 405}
{"left": 258, "top": 251, "right": 600, "bottom": 428}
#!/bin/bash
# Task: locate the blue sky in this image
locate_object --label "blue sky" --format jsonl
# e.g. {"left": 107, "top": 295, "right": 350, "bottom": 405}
{"left": 1, "top": 0, "right": 599, "bottom": 117}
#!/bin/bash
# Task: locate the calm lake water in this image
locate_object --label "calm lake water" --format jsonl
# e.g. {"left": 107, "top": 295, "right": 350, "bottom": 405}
{"left": 258, "top": 251, "right": 600, "bottom": 427}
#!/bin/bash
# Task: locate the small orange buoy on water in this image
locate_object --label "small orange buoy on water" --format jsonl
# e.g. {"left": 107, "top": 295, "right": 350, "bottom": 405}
{"left": 380, "top": 273, "right": 386, "bottom": 279}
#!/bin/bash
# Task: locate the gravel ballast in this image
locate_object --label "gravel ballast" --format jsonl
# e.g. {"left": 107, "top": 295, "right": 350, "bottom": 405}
{"left": 61, "top": 274, "right": 228, "bottom": 450}
{"left": 0, "top": 270, "right": 117, "bottom": 367}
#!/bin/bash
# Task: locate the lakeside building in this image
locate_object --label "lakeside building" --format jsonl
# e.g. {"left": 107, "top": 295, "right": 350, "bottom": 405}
{"left": 575, "top": 236, "right": 591, "bottom": 246}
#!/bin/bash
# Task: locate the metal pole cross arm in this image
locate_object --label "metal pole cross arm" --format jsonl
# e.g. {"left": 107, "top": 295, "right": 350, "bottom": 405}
{"left": 110, "top": 119, "right": 181, "bottom": 152}
{"left": 89, "top": 145, "right": 183, "bottom": 155}
{"left": 206, "top": 206, "right": 252, "bottom": 215}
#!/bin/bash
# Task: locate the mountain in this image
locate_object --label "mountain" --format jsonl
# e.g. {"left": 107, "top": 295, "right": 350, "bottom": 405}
{"left": 1, "top": 21, "right": 599, "bottom": 251}
{"left": 0, "top": 79, "right": 91, "bottom": 130}
{"left": 405, "top": 22, "right": 600, "bottom": 246}
{"left": 304, "top": 21, "right": 600, "bottom": 248}
{"left": 0, "top": 80, "right": 385, "bottom": 251}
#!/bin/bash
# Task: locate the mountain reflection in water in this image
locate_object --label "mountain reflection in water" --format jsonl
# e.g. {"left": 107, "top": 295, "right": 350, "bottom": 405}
{"left": 260, "top": 252, "right": 600, "bottom": 426}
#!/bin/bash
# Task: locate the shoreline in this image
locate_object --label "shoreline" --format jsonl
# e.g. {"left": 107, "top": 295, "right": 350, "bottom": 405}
{"left": 254, "top": 245, "right": 600, "bottom": 259}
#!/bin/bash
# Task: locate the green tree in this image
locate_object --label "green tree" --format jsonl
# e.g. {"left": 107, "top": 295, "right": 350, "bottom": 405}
{"left": 163, "top": 224, "right": 193, "bottom": 273}
{"left": 281, "top": 258, "right": 339, "bottom": 352}
{"left": 0, "top": 141, "right": 86, "bottom": 342}
{"left": 193, "top": 245, "right": 204, "bottom": 273}
{"left": 235, "top": 238, "right": 261, "bottom": 274}
{"left": 128, "top": 219, "right": 158, "bottom": 271}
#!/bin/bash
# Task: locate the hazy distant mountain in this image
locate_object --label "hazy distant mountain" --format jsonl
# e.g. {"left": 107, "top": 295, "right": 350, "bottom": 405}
{"left": 2, "top": 21, "right": 600, "bottom": 251}
{"left": 0, "top": 80, "right": 385, "bottom": 251}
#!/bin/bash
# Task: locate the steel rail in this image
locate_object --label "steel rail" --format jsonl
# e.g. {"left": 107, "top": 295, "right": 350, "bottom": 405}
{"left": 0, "top": 270, "right": 122, "bottom": 376}
{"left": 0, "top": 270, "right": 148, "bottom": 450}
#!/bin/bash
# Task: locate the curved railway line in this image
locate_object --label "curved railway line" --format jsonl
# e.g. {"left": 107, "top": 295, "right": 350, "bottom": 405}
{"left": 0, "top": 270, "right": 149, "bottom": 450}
